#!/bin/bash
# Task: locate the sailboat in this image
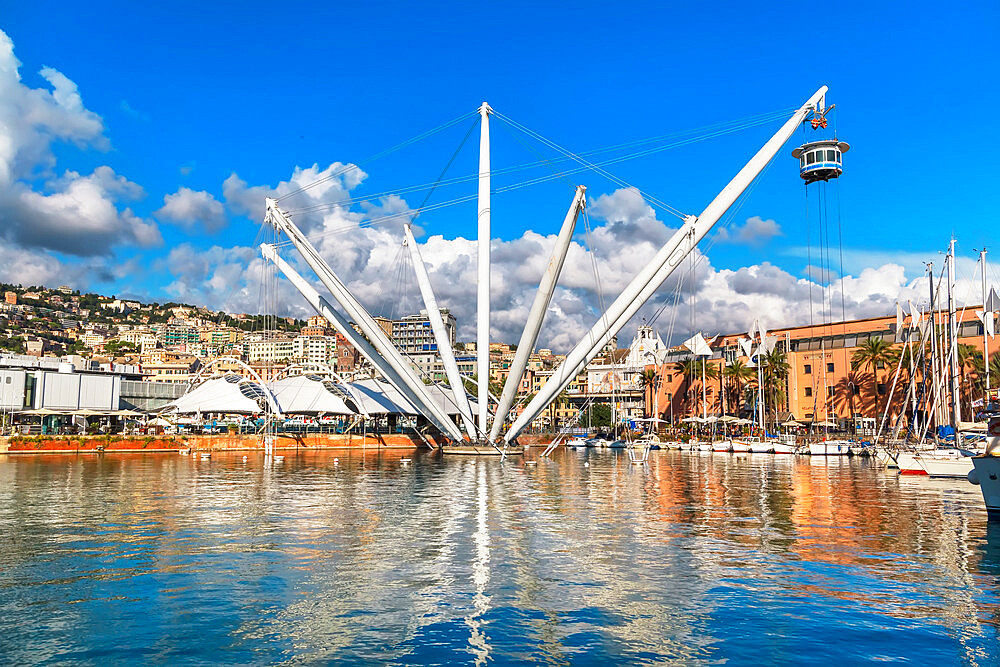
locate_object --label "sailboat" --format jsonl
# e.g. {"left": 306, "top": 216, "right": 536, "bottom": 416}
{"left": 896, "top": 240, "right": 991, "bottom": 477}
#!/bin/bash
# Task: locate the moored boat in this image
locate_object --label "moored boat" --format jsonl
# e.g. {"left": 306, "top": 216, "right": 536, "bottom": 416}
{"left": 809, "top": 440, "right": 850, "bottom": 456}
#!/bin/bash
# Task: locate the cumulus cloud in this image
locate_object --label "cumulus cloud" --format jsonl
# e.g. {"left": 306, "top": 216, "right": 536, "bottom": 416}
{"left": 0, "top": 29, "right": 161, "bottom": 258}
{"left": 155, "top": 186, "right": 227, "bottom": 233}
{"left": 223, "top": 161, "right": 368, "bottom": 229}
{"left": 714, "top": 215, "right": 782, "bottom": 246}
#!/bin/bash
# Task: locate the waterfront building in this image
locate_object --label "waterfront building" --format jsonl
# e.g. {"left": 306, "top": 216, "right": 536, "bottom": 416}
{"left": 389, "top": 309, "right": 456, "bottom": 355}
{"left": 648, "top": 307, "right": 995, "bottom": 429}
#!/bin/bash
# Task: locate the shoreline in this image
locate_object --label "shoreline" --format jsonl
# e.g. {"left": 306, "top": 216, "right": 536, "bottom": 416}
{"left": 0, "top": 432, "right": 552, "bottom": 455}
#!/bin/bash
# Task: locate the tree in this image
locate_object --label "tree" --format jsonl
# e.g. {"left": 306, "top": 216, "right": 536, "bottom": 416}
{"left": 639, "top": 368, "right": 659, "bottom": 418}
{"left": 580, "top": 403, "right": 612, "bottom": 429}
{"left": 760, "top": 348, "right": 790, "bottom": 427}
{"left": 673, "top": 357, "right": 718, "bottom": 416}
{"left": 722, "top": 359, "right": 755, "bottom": 415}
{"left": 956, "top": 343, "right": 982, "bottom": 419}
{"left": 851, "top": 337, "right": 900, "bottom": 420}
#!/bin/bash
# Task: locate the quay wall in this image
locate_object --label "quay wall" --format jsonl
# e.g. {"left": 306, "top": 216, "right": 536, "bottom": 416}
{"left": 0, "top": 433, "right": 554, "bottom": 454}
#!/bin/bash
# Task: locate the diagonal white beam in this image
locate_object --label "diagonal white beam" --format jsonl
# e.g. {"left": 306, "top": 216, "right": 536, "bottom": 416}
{"left": 488, "top": 185, "right": 586, "bottom": 443}
{"left": 265, "top": 200, "right": 465, "bottom": 442}
{"left": 403, "top": 223, "right": 478, "bottom": 439}
{"left": 503, "top": 86, "right": 830, "bottom": 444}
{"left": 261, "top": 243, "right": 456, "bottom": 437}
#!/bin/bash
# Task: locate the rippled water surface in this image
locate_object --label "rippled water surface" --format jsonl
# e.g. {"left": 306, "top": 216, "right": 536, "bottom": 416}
{"left": 2, "top": 448, "right": 999, "bottom": 665}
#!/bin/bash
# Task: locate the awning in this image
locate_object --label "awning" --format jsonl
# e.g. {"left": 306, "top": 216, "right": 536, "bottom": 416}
{"left": 162, "top": 375, "right": 270, "bottom": 415}
{"left": 269, "top": 375, "right": 356, "bottom": 415}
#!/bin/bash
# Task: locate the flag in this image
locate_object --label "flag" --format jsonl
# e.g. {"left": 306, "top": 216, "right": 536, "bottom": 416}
{"left": 978, "top": 310, "right": 996, "bottom": 338}
{"left": 988, "top": 287, "right": 1000, "bottom": 312}
{"left": 682, "top": 332, "right": 713, "bottom": 357}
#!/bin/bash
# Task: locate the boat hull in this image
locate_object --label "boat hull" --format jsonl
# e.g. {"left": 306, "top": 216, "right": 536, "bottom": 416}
{"left": 972, "top": 456, "right": 1000, "bottom": 519}
{"left": 809, "top": 442, "right": 850, "bottom": 456}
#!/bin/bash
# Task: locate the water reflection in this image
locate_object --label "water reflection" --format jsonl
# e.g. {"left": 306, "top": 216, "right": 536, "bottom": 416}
{"left": 0, "top": 449, "right": 998, "bottom": 664}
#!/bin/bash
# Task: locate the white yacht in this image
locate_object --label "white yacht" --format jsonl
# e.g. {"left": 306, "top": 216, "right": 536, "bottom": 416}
{"left": 809, "top": 440, "right": 851, "bottom": 456}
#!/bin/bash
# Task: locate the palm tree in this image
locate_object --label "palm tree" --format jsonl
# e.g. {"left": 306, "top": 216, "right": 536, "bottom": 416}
{"left": 639, "top": 367, "right": 659, "bottom": 418}
{"left": 760, "top": 348, "right": 790, "bottom": 426}
{"left": 673, "top": 358, "right": 717, "bottom": 417}
{"left": 956, "top": 343, "right": 982, "bottom": 419}
{"left": 851, "top": 337, "right": 900, "bottom": 420}
{"left": 722, "top": 359, "right": 755, "bottom": 415}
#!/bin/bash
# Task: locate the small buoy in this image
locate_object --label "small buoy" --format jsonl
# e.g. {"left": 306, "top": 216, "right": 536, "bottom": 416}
{"left": 584, "top": 462, "right": 590, "bottom": 467}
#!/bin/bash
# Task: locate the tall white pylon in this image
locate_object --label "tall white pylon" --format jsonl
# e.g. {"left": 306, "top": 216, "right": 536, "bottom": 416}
{"left": 476, "top": 102, "right": 492, "bottom": 437}
{"left": 404, "top": 223, "right": 478, "bottom": 440}
{"left": 489, "top": 185, "right": 586, "bottom": 443}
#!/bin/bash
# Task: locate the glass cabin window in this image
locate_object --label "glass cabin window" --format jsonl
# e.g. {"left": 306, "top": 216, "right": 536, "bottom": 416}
{"left": 806, "top": 152, "right": 815, "bottom": 164}
{"left": 827, "top": 149, "right": 836, "bottom": 161}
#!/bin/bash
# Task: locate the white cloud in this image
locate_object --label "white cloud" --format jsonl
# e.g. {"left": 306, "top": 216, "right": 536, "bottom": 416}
{"left": 223, "top": 161, "right": 368, "bottom": 229}
{"left": 0, "top": 29, "right": 161, "bottom": 258}
{"left": 163, "top": 164, "right": 993, "bottom": 353}
{"left": 155, "top": 186, "right": 227, "bottom": 233}
{"left": 714, "top": 215, "right": 782, "bottom": 246}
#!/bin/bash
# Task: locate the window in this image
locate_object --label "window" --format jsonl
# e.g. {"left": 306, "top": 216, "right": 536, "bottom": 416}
{"left": 827, "top": 386, "right": 835, "bottom": 398}
{"left": 827, "top": 363, "right": 834, "bottom": 373}
{"left": 827, "top": 149, "right": 836, "bottom": 161}
{"left": 806, "top": 152, "right": 816, "bottom": 165}
{"left": 805, "top": 387, "right": 813, "bottom": 397}
{"left": 804, "top": 364, "right": 812, "bottom": 374}
{"left": 800, "top": 156, "right": 806, "bottom": 168}
{"left": 877, "top": 383, "right": 886, "bottom": 395}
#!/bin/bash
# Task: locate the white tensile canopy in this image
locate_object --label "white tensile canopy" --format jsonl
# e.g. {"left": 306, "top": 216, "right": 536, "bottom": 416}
{"left": 345, "top": 378, "right": 419, "bottom": 415}
{"left": 268, "top": 375, "right": 355, "bottom": 415}
{"left": 162, "top": 375, "right": 268, "bottom": 415}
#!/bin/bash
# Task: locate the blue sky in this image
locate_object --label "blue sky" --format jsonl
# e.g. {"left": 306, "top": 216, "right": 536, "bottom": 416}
{"left": 1, "top": 1, "right": 998, "bottom": 345}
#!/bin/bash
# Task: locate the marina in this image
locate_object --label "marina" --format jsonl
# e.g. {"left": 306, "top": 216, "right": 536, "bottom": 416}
{"left": 3, "top": 4, "right": 999, "bottom": 664}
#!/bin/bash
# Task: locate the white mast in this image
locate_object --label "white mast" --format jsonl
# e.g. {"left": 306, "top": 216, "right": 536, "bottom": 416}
{"left": 981, "top": 248, "right": 991, "bottom": 400}
{"left": 947, "top": 238, "right": 963, "bottom": 446}
{"left": 476, "top": 102, "right": 492, "bottom": 437}
{"left": 403, "top": 223, "right": 478, "bottom": 439}
{"left": 264, "top": 200, "right": 466, "bottom": 443}
{"left": 260, "top": 243, "right": 458, "bottom": 439}
{"left": 701, "top": 355, "right": 708, "bottom": 420}
{"left": 503, "top": 85, "right": 829, "bottom": 444}
{"left": 488, "top": 185, "right": 586, "bottom": 443}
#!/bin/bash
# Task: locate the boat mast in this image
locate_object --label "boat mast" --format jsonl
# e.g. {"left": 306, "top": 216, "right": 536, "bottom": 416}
{"left": 946, "top": 238, "right": 963, "bottom": 446}
{"left": 502, "top": 85, "right": 831, "bottom": 444}
{"left": 927, "top": 262, "right": 941, "bottom": 440}
{"left": 476, "top": 102, "right": 492, "bottom": 437}
{"left": 981, "top": 248, "right": 991, "bottom": 401}
{"left": 403, "top": 224, "right": 478, "bottom": 440}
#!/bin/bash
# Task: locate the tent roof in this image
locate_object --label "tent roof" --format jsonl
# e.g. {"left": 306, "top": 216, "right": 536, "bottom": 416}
{"left": 163, "top": 375, "right": 268, "bottom": 415}
{"left": 345, "top": 379, "right": 418, "bottom": 415}
{"left": 269, "top": 375, "right": 356, "bottom": 415}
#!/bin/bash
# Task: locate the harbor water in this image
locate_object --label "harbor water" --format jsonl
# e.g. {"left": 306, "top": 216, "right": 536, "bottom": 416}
{"left": 1, "top": 449, "right": 998, "bottom": 665}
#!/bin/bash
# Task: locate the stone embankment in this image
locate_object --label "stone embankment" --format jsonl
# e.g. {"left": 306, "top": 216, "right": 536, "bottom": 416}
{"left": 0, "top": 433, "right": 553, "bottom": 454}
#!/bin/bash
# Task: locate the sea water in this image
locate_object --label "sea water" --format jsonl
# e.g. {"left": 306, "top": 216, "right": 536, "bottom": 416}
{"left": 0, "top": 449, "right": 997, "bottom": 665}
